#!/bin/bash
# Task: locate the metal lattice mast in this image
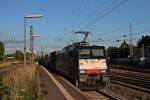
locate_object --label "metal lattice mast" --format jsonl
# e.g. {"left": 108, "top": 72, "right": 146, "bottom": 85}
{"left": 129, "top": 22, "right": 133, "bottom": 57}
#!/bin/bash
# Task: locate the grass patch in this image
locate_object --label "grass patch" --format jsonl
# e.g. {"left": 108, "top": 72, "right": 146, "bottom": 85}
{"left": 0, "top": 63, "right": 44, "bottom": 100}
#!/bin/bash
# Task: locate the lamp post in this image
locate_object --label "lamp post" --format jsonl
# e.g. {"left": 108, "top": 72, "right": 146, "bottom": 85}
{"left": 24, "top": 14, "right": 43, "bottom": 66}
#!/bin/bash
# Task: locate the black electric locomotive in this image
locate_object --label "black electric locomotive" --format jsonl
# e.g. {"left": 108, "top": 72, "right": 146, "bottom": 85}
{"left": 50, "top": 41, "right": 109, "bottom": 90}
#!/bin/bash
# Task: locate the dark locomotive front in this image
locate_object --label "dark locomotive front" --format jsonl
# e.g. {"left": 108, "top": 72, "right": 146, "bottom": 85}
{"left": 55, "top": 44, "right": 109, "bottom": 90}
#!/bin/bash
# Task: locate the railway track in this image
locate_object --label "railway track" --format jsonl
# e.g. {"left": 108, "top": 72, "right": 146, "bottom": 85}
{"left": 0, "top": 61, "right": 21, "bottom": 67}
{"left": 111, "top": 73, "right": 150, "bottom": 84}
{"left": 112, "top": 72, "right": 150, "bottom": 81}
{"left": 111, "top": 65, "right": 150, "bottom": 73}
{"left": 110, "top": 68, "right": 150, "bottom": 94}
{"left": 95, "top": 89, "right": 118, "bottom": 100}
{"left": 110, "top": 68, "right": 150, "bottom": 78}
{"left": 111, "top": 76, "right": 150, "bottom": 91}
{"left": 83, "top": 90, "right": 110, "bottom": 100}
{"left": 0, "top": 62, "right": 23, "bottom": 75}
{"left": 83, "top": 88, "right": 124, "bottom": 100}
{"left": 111, "top": 80, "right": 150, "bottom": 94}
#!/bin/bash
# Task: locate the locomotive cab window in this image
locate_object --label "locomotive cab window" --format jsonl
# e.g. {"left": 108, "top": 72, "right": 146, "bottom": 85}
{"left": 79, "top": 49, "right": 90, "bottom": 59}
{"left": 92, "top": 49, "right": 104, "bottom": 57}
{"left": 79, "top": 49, "right": 90, "bottom": 54}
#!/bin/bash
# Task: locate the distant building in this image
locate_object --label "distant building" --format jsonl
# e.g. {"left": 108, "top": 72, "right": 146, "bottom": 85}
{"left": 137, "top": 35, "right": 150, "bottom": 59}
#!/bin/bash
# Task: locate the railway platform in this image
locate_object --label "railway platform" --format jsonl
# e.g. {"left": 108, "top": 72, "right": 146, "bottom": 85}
{"left": 39, "top": 66, "right": 88, "bottom": 100}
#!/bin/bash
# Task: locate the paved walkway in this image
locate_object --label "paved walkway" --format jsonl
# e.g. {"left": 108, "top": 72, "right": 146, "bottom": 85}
{"left": 39, "top": 67, "right": 67, "bottom": 100}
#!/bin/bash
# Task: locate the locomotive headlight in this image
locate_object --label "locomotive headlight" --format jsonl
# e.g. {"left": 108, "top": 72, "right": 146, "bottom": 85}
{"left": 80, "top": 62, "right": 83, "bottom": 65}
{"left": 101, "top": 69, "right": 106, "bottom": 74}
{"left": 80, "top": 70, "right": 86, "bottom": 74}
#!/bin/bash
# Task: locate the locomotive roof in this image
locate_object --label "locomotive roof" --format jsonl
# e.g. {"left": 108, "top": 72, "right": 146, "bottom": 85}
{"left": 57, "top": 44, "right": 105, "bottom": 54}
{"left": 76, "top": 45, "right": 105, "bottom": 49}
{"left": 65, "top": 44, "right": 105, "bottom": 51}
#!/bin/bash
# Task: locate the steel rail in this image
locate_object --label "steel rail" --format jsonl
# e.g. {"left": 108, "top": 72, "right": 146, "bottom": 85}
{"left": 95, "top": 89, "right": 119, "bottom": 100}
{"left": 111, "top": 80, "right": 150, "bottom": 94}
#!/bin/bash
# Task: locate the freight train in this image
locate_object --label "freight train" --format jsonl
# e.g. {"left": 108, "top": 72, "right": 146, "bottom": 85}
{"left": 38, "top": 41, "right": 109, "bottom": 90}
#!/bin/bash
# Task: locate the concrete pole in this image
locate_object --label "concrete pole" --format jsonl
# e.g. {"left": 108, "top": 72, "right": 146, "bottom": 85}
{"left": 32, "top": 34, "right": 34, "bottom": 64}
{"left": 30, "top": 26, "right": 33, "bottom": 64}
{"left": 24, "top": 18, "right": 26, "bottom": 66}
{"left": 3, "top": 41, "right": 5, "bottom": 63}
{"left": 142, "top": 44, "right": 145, "bottom": 58}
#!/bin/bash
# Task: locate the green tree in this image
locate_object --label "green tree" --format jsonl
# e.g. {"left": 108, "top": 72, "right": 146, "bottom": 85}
{"left": 107, "top": 40, "right": 130, "bottom": 58}
{"left": 107, "top": 46, "right": 120, "bottom": 58}
{"left": 119, "top": 40, "right": 130, "bottom": 58}
{"left": 137, "top": 35, "right": 150, "bottom": 47}
{"left": 14, "top": 50, "right": 24, "bottom": 60}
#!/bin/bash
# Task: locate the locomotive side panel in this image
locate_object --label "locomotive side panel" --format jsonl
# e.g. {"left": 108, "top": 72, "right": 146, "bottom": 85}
{"left": 68, "top": 49, "right": 79, "bottom": 83}
{"left": 56, "top": 50, "right": 70, "bottom": 76}
{"left": 55, "top": 46, "right": 79, "bottom": 84}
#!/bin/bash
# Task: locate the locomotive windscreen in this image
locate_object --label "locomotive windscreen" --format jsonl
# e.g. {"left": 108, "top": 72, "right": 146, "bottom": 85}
{"left": 79, "top": 49, "right": 90, "bottom": 54}
{"left": 78, "top": 47, "right": 105, "bottom": 59}
{"left": 92, "top": 49, "right": 104, "bottom": 57}
{"left": 79, "top": 49, "right": 90, "bottom": 59}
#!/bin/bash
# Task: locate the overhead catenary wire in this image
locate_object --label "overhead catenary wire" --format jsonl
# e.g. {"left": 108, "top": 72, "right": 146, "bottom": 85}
{"left": 68, "top": 0, "right": 116, "bottom": 44}
{"left": 102, "top": 28, "right": 150, "bottom": 45}
{"left": 70, "top": 0, "right": 109, "bottom": 32}
{"left": 71, "top": 0, "right": 90, "bottom": 28}
{"left": 66, "top": 0, "right": 90, "bottom": 44}
{"left": 68, "top": 0, "right": 148, "bottom": 46}
{"left": 68, "top": 0, "right": 121, "bottom": 44}
{"left": 103, "top": 26, "right": 150, "bottom": 39}
{"left": 79, "top": 0, "right": 127, "bottom": 45}
{"left": 61, "top": 0, "right": 148, "bottom": 48}
{"left": 66, "top": 0, "right": 90, "bottom": 33}
{"left": 80, "top": 0, "right": 128, "bottom": 30}
{"left": 64, "top": 0, "right": 84, "bottom": 31}
{"left": 99, "top": 19, "right": 150, "bottom": 39}
{"left": 69, "top": 0, "right": 122, "bottom": 44}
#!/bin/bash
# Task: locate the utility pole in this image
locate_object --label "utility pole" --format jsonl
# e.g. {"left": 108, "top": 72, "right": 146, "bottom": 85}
{"left": 15, "top": 37, "right": 18, "bottom": 60}
{"left": 24, "top": 18, "right": 26, "bottom": 66}
{"left": 30, "top": 26, "right": 33, "bottom": 64}
{"left": 41, "top": 46, "right": 44, "bottom": 58}
{"left": 14, "top": 37, "right": 17, "bottom": 61}
{"left": 129, "top": 22, "right": 133, "bottom": 57}
{"left": 142, "top": 44, "right": 145, "bottom": 58}
{"left": 3, "top": 41, "right": 5, "bottom": 63}
{"left": 14, "top": 37, "right": 16, "bottom": 61}
{"left": 14, "top": 37, "right": 17, "bottom": 52}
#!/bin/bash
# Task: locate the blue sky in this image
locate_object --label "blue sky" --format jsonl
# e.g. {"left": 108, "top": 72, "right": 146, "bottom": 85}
{"left": 0, "top": 0, "right": 150, "bottom": 53}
